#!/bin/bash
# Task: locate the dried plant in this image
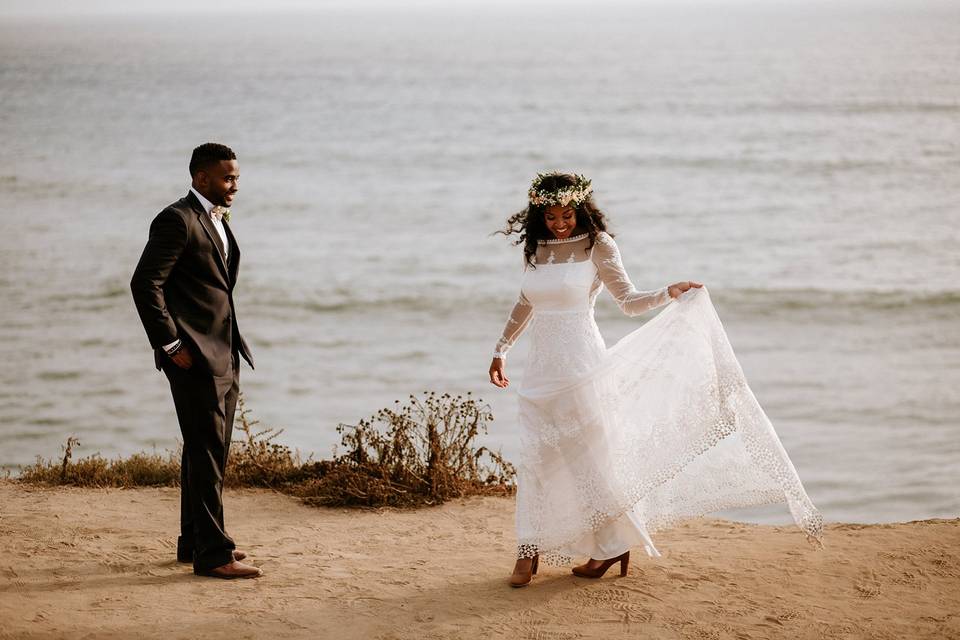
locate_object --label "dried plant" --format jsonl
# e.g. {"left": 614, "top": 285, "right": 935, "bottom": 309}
{"left": 297, "top": 391, "right": 516, "bottom": 507}
{"left": 225, "top": 396, "right": 308, "bottom": 488}
{"left": 17, "top": 392, "right": 516, "bottom": 508}
{"left": 19, "top": 437, "right": 180, "bottom": 487}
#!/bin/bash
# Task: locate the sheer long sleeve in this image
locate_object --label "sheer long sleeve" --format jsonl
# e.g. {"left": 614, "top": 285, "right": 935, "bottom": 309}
{"left": 494, "top": 291, "right": 533, "bottom": 359}
{"left": 592, "top": 232, "right": 671, "bottom": 316}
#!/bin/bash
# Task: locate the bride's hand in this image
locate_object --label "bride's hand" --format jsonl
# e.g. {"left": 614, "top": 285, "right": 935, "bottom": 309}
{"left": 489, "top": 358, "right": 510, "bottom": 388}
{"left": 668, "top": 281, "right": 703, "bottom": 299}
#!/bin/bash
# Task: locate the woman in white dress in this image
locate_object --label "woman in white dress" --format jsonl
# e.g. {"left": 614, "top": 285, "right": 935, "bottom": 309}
{"left": 489, "top": 172, "right": 822, "bottom": 588}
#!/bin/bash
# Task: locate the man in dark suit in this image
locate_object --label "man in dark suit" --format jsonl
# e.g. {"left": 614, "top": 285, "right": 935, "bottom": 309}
{"left": 131, "top": 143, "right": 261, "bottom": 579}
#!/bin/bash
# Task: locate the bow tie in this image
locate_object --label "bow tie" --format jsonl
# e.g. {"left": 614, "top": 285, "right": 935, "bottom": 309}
{"left": 210, "top": 206, "right": 231, "bottom": 223}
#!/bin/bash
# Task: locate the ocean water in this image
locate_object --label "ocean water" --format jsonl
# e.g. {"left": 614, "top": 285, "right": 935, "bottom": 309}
{"left": 1, "top": 2, "right": 958, "bottom": 525}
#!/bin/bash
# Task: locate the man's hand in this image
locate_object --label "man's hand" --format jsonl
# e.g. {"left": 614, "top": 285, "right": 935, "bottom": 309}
{"left": 169, "top": 345, "right": 194, "bottom": 370}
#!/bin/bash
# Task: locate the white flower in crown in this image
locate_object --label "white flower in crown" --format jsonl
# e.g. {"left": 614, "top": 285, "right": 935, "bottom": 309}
{"left": 527, "top": 172, "right": 593, "bottom": 208}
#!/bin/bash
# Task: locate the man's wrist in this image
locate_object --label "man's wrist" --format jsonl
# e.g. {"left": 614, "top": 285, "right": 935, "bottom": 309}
{"left": 164, "top": 339, "right": 183, "bottom": 356}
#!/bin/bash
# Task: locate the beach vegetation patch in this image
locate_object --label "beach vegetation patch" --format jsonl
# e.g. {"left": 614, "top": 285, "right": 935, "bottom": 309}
{"left": 17, "top": 392, "right": 516, "bottom": 508}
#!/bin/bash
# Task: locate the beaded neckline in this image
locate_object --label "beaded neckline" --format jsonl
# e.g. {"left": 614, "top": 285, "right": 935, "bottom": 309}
{"left": 538, "top": 233, "right": 589, "bottom": 245}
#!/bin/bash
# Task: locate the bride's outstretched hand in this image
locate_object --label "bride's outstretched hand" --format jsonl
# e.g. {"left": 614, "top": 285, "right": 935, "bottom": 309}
{"left": 668, "top": 281, "right": 703, "bottom": 299}
{"left": 489, "top": 357, "right": 510, "bottom": 388}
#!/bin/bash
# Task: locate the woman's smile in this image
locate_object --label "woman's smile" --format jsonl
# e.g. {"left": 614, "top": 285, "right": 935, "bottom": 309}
{"left": 545, "top": 205, "right": 577, "bottom": 239}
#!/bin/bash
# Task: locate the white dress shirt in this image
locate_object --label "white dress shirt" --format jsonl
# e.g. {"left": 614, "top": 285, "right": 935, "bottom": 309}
{"left": 189, "top": 187, "right": 229, "bottom": 260}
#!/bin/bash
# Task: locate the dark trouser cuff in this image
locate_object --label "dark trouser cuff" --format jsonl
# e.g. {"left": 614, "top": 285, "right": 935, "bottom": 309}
{"left": 193, "top": 546, "right": 236, "bottom": 573}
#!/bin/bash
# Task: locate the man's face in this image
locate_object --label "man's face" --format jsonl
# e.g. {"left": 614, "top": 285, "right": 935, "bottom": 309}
{"left": 196, "top": 159, "right": 239, "bottom": 207}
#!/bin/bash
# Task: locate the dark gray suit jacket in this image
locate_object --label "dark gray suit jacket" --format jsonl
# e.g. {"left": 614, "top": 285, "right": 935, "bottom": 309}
{"left": 131, "top": 191, "right": 254, "bottom": 376}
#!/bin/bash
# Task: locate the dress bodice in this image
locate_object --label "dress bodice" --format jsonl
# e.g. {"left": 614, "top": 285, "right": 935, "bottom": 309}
{"left": 494, "top": 232, "right": 671, "bottom": 359}
{"left": 520, "top": 259, "right": 597, "bottom": 313}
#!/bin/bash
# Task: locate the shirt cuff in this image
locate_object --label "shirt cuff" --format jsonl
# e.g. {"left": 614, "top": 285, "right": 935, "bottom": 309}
{"left": 162, "top": 339, "right": 182, "bottom": 354}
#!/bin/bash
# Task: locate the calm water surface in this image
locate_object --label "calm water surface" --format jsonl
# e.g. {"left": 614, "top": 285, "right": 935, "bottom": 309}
{"left": 1, "top": 2, "right": 958, "bottom": 524}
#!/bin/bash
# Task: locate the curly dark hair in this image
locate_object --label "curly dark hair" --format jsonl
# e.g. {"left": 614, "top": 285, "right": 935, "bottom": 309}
{"left": 189, "top": 142, "right": 236, "bottom": 177}
{"left": 497, "top": 173, "right": 611, "bottom": 268}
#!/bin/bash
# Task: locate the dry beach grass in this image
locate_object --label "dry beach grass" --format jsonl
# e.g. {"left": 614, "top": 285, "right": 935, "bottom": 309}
{"left": 17, "top": 392, "right": 515, "bottom": 507}
{"left": 0, "top": 483, "right": 958, "bottom": 639}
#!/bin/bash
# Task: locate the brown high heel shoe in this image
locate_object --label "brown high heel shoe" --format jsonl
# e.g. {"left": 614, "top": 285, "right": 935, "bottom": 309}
{"left": 571, "top": 551, "right": 629, "bottom": 579}
{"left": 509, "top": 554, "right": 540, "bottom": 588}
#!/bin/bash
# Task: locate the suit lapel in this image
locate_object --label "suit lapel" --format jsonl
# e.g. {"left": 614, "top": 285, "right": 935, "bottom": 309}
{"left": 223, "top": 220, "right": 240, "bottom": 287}
{"left": 186, "top": 191, "right": 230, "bottom": 283}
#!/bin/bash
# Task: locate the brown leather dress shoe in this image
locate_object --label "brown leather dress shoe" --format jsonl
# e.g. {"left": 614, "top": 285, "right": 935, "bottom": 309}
{"left": 178, "top": 550, "right": 247, "bottom": 564}
{"left": 197, "top": 560, "right": 263, "bottom": 580}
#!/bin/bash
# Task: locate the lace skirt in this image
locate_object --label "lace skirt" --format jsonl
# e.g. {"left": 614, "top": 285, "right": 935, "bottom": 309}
{"left": 514, "top": 289, "right": 822, "bottom": 565}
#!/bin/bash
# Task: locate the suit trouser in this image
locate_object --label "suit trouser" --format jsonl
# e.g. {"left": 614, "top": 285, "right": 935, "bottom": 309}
{"left": 161, "top": 351, "right": 239, "bottom": 572}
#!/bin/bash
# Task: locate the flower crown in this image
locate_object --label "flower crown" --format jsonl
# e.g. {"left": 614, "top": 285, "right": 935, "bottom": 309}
{"left": 528, "top": 172, "right": 593, "bottom": 208}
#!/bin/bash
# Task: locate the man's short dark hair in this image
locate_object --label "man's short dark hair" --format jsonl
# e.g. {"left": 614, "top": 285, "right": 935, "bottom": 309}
{"left": 189, "top": 143, "right": 236, "bottom": 177}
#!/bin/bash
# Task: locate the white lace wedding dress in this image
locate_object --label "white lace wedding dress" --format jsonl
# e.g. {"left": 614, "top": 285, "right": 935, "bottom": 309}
{"left": 494, "top": 232, "right": 822, "bottom": 564}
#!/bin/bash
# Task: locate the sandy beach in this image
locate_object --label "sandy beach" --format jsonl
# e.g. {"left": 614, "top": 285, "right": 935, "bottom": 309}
{"left": 0, "top": 481, "right": 957, "bottom": 639}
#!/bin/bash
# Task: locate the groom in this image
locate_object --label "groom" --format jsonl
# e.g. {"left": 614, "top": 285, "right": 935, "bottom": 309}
{"left": 131, "top": 143, "right": 260, "bottom": 579}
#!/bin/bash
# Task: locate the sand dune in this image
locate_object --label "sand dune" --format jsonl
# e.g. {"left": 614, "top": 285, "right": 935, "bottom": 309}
{"left": 0, "top": 481, "right": 957, "bottom": 639}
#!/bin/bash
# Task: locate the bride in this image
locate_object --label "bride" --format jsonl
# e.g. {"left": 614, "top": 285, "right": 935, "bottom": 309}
{"left": 489, "top": 172, "right": 822, "bottom": 588}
